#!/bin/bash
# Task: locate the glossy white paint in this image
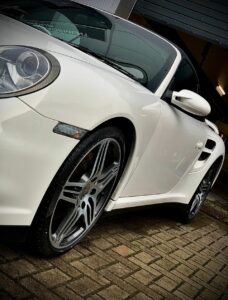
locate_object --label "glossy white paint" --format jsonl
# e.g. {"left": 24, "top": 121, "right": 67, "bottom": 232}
{"left": 107, "top": 126, "right": 225, "bottom": 210}
{"left": 119, "top": 101, "right": 209, "bottom": 197}
{"left": 0, "top": 97, "right": 78, "bottom": 225}
{"left": 0, "top": 11, "right": 225, "bottom": 226}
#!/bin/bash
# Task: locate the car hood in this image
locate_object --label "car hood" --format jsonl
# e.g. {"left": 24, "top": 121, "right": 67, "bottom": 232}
{"left": 0, "top": 14, "right": 131, "bottom": 80}
{"left": 0, "top": 13, "right": 161, "bottom": 144}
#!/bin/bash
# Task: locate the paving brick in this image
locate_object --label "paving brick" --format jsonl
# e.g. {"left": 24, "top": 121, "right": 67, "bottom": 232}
{"left": 87, "top": 295, "right": 103, "bottom": 300}
{"left": 135, "top": 251, "right": 153, "bottom": 264}
{"left": 99, "top": 269, "right": 136, "bottom": 294}
{"left": 118, "top": 232, "right": 142, "bottom": 242}
{"left": 132, "top": 269, "right": 153, "bottom": 285}
{"left": 221, "top": 265, "right": 228, "bottom": 276}
{"left": 189, "top": 275, "right": 222, "bottom": 296}
{"left": 126, "top": 276, "right": 163, "bottom": 300}
{"left": 155, "top": 257, "right": 179, "bottom": 271}
{"left": 91, "top": 238, "right": 113, "bottom": 250}
{"left": 130, "top": 292, "right": 152, "bottom": 300}
{"left": 155, "top": 275, "right": 180, "bottom": 292}
{"left": 171, "top": 237, "right": 190, "bottom": 247}
{"left": 173, "top": 289, "right": 192, "bottom": 300}
{"left": 197, "top": 236, "right": 215, "bottom": 246}
{"left": 76, "top": 245, "right": 92, "bottom": 257}
{"left": 0, "top": 208, "right": 227, "bottom": 300}
{"left": 62, "top": 249, "right": 83, "bottom": 262}
{"left": 114, "top": 245, "right": 134, "bottom": 257}
{"left": 26, "top": 257, "right": 53, "bottom": 271}
{"left": 198, "top": 288, "right": 220, "bottom": 300}
{"left": 177, "top": 282, "right": 201, "bottom": 298}
{"left": 89, "top": 246, "right": 116, "bottom": 263}
{"left": 136, "top": 237, "right": 159, "bottom": 248}
{"left": 70, "top": 261, "right": 109, "bottom": 286}
{"left": 34, "top": 268, "right": 70, "bottom": 288}
{"left": 154, "top": 231, "right": 175, "bottom": 242}
{"left": 205, "top": 259, "right": 225, "bottom": 272}
{"left": 155, "top": 243, "right": 177, "bottom": 254}
{"left": 106, "top": 237, "right": 121, "bottom": 246}
{"left": 54, "top": 286, "right": 83, "bottom": 300}
{"left": 210, "top": 274, "right": 228, "bottom": 290}
{"left": 49, "top": 258, "right": 81, "bottom": 278}
{"left": 185, "top": 241, "right": 205, "bottom": 252}
{"left": 106, "top": 250, "right": 139, "bottom": 271}
{"left": 149, "top": 283, "right": 178, "bottom": 300}
{"left": 98, "top": 285, "right": 129, "bottom": 300}
{"left": 106, "top": 262, "right": 131, "bottom": 278}
{"left": 182, "top": 231, "right": 203, "bottom": 241}
{"left": 189, "top": 254, "right": 210, "bottom": 266}
{"left": 80, "top": 254, "right": 110, "bottom": 270}
{"left": 199, "top": 247, "right": 218, "bottom": 258}
{"left": 129, "top": 257, "right": 161, "bottom": 278}
{"left": 20, "top": 277, "right": 61, "bottom": 300}
{"left": 0, "top": 273, "right": 30, "bottom": 299}
{"left": 68, "top": 276, "right": 100, "bottom": 297}
{"left": 172, "top": 249, "right": 193, "bottom": 260}
{"left": 175, "top": 264, "right": 195, "bottom": 277}
{"left": 194, "top": 269, "right": 215, "bottom": 283}
{"left": 0, "top": 259, "right": 36, "bottom": 278}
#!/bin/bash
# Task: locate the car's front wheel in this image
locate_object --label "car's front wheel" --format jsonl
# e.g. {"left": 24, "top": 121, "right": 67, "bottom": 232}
{"left": 32, "top": 127, "right": 125, "bottom": 257}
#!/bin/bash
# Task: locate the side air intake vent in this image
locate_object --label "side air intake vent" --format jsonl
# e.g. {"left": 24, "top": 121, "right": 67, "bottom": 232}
{"left": 198, "top": 151, "right": 210, "bottom": 161}
{"left": 198, "top": 139, "right": 216, "bottom": 162}
{"left": 205, "top": 139, "right": 216, "bottom": 150}
{"left": 193, "top": 138, "right": 216, "bottom": 170}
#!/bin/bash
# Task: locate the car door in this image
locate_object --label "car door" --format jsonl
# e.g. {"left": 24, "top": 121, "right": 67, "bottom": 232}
{"left": 122, "top": 59, "right": 208, "bottom": 197}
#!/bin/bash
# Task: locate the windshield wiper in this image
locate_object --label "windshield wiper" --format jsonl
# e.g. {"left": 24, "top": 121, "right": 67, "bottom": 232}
{"left": 0, "top": 6, "right": 28, "bottom": 15}
{"left": 59, "top": 39, "right": 140, "bottom": 82}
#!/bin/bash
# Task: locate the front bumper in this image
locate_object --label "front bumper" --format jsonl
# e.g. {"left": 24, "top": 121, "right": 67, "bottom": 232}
{"left": 0, "top": 97, "right": 78, "bottom": 226}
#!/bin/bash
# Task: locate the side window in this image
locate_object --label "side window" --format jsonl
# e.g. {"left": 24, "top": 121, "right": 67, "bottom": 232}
{"left": 166, "top": 59, "right": 199, "bottom": 97}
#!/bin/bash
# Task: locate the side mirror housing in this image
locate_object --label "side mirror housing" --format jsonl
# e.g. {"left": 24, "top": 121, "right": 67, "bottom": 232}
{"left": 171, "top": 89, "right": 211, "bottom": 117}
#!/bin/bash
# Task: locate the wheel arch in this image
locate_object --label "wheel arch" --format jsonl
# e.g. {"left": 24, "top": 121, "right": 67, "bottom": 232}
{"left": 211, "top": 155, "right": 224, "bottom": 186}
{"left": 92, "top": 117, "right": 137, "bottom": 166}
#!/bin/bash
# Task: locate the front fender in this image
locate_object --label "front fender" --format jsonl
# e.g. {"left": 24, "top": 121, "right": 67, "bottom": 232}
{"left": 19, "top": 51, "right": 162, "bottom": 157}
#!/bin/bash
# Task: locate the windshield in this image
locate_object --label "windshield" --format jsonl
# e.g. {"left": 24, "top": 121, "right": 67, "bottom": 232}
{"left": 0, "top": 0, "right": 176, "bottom": 91}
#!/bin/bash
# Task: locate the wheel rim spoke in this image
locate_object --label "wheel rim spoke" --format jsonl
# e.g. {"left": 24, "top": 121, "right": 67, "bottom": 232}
{"left": 53, "top": 208, "right": 82, "bottom": 246}
{"left": 97, "top": 162, "right": 119, "bottom": 192}
{"left": 58, "top": 181, "right": 84, "bottom": 205}
{"left": 90, "top": 140, "right": 110, "bottom": 178}
{"left": 191, "top": 195, "right": 200, "bottom": 213}
{"left": 82, "top": 197, "right": 96, "bottom": 230}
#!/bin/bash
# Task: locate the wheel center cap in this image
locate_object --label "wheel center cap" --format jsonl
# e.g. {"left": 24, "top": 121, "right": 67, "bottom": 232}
{"left": 80, "top": 181, "right": 93, "bottom": 198}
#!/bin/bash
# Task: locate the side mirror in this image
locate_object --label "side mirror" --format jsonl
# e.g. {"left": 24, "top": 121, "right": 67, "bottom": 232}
{"left": 171, "top": 89, "right": 211, "bottom": 117}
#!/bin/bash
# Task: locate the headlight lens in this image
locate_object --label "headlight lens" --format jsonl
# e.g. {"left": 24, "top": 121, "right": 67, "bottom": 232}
{"left": 0, "top": 46, "right": 60, "bottom": 98}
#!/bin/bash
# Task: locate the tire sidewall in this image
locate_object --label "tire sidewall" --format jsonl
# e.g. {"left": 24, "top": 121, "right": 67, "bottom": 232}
{"left": 32, "top": 126, "right": 126, "bottom": 256}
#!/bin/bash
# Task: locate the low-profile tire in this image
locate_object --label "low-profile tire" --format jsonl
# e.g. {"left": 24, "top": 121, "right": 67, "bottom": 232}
{"left": 31, "top": 126, "right": 125, "bottom": 257}
{"left": 180, "top": 160, "right": 221, "bottom": 224}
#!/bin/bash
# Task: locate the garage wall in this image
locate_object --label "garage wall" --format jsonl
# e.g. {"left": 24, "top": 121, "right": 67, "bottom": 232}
{"left": 134, "top": 0, "right": 228, "bottom": 48}
{"left": 71, "top": 0, "right": 121, "bottom": 13}
{"left": 72, "top": 0, "right": 137, "bottom": 18}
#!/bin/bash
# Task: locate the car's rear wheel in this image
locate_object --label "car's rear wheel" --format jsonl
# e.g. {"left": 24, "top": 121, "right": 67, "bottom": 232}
{"left": 32, "top": 127, "right": 125, "bottom": 257}
{"left": 181, "top": 160, "right": 221, "bottom": 223}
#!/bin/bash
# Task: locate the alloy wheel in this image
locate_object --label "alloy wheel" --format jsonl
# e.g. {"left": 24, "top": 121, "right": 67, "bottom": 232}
{"left": 49, "top": 138, "right": 122, "bottom": 249}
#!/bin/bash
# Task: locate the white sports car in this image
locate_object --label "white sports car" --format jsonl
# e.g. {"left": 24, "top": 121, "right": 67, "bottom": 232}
{"left": 0, "top": 0, "right": 225, "bottom": 256}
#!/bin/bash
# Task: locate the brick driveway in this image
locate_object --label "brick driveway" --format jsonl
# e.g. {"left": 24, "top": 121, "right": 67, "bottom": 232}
{"left": 0, "top": 208, "right": 228, "bottom": 300}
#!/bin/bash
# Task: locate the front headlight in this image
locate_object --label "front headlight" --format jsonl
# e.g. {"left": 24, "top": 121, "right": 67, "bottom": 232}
{"left": 0, "top": 46, "right": 60, "bottom": 98}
